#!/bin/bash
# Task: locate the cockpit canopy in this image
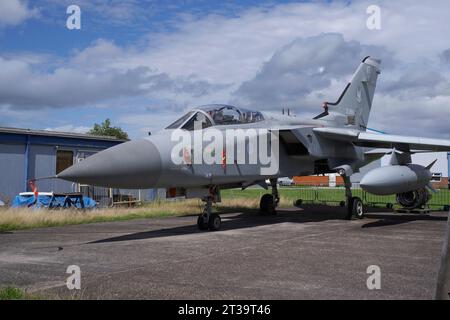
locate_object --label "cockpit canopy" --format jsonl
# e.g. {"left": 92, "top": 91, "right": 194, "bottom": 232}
{"left": 166, "top": 104, "right": 264, "bottom": 130}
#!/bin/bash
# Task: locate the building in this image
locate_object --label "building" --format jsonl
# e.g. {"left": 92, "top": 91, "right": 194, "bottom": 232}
{"left": 0, "top": 127, "right": 161, "bottom": 205}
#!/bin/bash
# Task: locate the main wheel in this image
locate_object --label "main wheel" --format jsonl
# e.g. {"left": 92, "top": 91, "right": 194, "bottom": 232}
{"left": 259, "top": 194, "right": 276, "bottom": 215}
{"left": 197, "top": 215, "right": 208, "bottom": 230}
{"left": 208, "top": 213, "right": 221, "bottom": 231}
{"left": 351, "top": 197, "right": 364, "bottom": 219}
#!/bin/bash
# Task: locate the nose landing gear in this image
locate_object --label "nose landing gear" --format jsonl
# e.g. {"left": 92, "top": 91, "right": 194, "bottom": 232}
{"left": 197, "top": 187, "right": 222, "bottom": 231}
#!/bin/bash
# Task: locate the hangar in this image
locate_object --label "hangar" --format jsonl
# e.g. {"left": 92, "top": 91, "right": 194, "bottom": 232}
{"left": 0, "top": 127, "right": 162, "bottom": 205}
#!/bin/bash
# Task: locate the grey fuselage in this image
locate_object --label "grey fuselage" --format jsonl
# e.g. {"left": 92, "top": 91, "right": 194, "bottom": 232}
{"left": 57, "top": 109, "right": 374, "bottom": 190}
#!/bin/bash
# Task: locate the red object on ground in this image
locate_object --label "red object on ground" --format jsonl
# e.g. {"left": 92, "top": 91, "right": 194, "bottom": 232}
{"left": 28, "top": 179, "right": 39, "bottom": 206}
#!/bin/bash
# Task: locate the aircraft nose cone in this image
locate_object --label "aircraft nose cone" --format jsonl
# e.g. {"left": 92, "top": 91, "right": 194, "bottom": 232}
{"left": 58, "top": 139, "right": 162, "bottom": 188}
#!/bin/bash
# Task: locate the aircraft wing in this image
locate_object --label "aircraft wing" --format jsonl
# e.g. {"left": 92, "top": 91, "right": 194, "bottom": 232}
{"left": 313, "top": 127, "right": 450, "bottom": 152}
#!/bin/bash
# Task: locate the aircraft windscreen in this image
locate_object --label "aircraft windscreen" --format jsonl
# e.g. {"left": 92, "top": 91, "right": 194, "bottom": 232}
{"left": 165, "top": 105, "right": 264, "bottom": 130}
{"left": 165, "top": 111, "right": 195, "bottom": 129}
{"left": 182, "top": 112, "right": 212, "bottom": 131}
{"left": 199, "top": 105, "right": 264, "bottom": 125}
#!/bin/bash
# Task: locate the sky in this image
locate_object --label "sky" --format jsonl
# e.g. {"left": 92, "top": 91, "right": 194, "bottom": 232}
{"left": 0, "top": 0, "right": 450, "bottom": 139}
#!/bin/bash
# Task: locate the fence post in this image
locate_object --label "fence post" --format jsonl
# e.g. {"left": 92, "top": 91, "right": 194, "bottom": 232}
{"left": 435, "top": 210, "right": 450, "bottom": 300}
{"left": 109, "top": 188, "right": 113, "bottom": 207}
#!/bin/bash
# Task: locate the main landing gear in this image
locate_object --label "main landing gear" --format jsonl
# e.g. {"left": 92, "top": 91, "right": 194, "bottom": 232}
{"left": 259, "top": 178, "right": 280, "bottom": 215}
{"left": 197, "top": 187, "right": 221, "bottom": 231}
{"left": 341, "top": 173, "right": 365, "bottom": 220}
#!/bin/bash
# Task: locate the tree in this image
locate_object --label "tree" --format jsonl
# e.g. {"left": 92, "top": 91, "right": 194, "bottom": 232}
{"left": 89, "top": 119, "right": 129, "bottom": 140}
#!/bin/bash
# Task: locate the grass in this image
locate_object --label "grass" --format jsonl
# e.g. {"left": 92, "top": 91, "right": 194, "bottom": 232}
{"left": 221, "top": 187, "right": 450, "bottom": 209}
{"left": 222, "top": 187, "right": 365, "bottom": 204}
{"left": 0, "top": 197, "right": 260, "bottom": 232}
{"left": 1, "top": 187, "right": 449, "bottom": 232}
{"left": 0, "top": 287, "right": 44, "bottom": 300}
{"left": 0, "top": 200, "right": 197, "bottom": 232}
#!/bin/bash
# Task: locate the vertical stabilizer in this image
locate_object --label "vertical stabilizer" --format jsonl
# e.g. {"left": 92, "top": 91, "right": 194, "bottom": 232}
{"left": 315, "top": 57, "right": 381, "bottom": 130}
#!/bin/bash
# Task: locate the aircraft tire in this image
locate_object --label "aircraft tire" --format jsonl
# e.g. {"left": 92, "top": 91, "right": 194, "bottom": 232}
{"left": 208, "top": 213, "right": 221, "bottom": 231}
{"left": 197, "top": 215, "right": 208, "bottom": 230}
{"left": 351, "top": 197, "right": 365, "bottom": 219}
{"left": 260, "top": 194, "right": 276, "bottom": 215}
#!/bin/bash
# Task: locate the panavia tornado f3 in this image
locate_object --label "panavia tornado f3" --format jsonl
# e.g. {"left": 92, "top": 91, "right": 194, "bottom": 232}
{"left": 57, "top": 57, "right": 450, "bottom": 231}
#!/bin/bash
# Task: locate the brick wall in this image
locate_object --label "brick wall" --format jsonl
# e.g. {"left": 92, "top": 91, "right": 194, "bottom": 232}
{"left": 293, "top": 176, "right": 344, "bottom": 186}
{"left": 431, "top": 177, "right": 449, "bottom": 189}
{"left": 293, "top": 176, "right": 448, "bottom": 189}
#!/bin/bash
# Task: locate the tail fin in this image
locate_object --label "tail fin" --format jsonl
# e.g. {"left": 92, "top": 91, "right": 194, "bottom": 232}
{"left": 315, "top": 56, "right": 381, "bottom": 130}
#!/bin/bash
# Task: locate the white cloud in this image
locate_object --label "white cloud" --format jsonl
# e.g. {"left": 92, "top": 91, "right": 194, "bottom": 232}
{"left": 233, "top": 33, "right": 392, "bottom": 109}
{"left": 2, "top": 0, "right": 450, "bottom": 138}
{"left": 0, "top": 0, "right": 38, "bottom": 27}
{"left": 119, "top": 112, "right": 181, "bottom": 137}
{"left": 0, "top": 53, "right": 226, "bottom": 109}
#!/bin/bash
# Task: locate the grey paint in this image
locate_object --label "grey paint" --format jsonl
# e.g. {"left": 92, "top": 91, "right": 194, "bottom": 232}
{"left": 350, "top": 158, "right": 382, "bottom": 185}
{"left": 360, "top": 164, "right": 432, "bottom": 195}
{"left": 58, "top": 139, "right": 162, "bottom": 189}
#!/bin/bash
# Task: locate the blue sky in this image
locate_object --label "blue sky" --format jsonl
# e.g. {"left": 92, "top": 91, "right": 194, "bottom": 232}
{"left": 1, "top": 0, "right": 450, "bottom": 139}
{"left": 1, "top": 1, "right": 306, "bottom": 57}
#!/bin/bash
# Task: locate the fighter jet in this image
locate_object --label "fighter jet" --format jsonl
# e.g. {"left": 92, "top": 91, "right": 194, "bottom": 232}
{"left": 58, "top": 57, "right": 450, "bottom": 231}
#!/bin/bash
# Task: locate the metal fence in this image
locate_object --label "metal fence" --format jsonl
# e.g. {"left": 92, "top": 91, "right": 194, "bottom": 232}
{"left": 294, "top": 185, "right": 450, "bottom": 210}
{"left": 77, "top": 185, "right": 165, "bottom": 207}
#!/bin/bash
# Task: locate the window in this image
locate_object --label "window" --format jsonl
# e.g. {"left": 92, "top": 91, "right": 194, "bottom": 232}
{"left": 431, "top": 173, "right": 442, "bottom": 182}
{"left": 200, "top": 105, "right": 264, "bottom": 126}
{"left": 56, "top": 150, "right": 74, "bottom": 174}
{"left": 214, "top": 107, "right": 241, "bottom": 125}
{"left": 165, "top": 111, "right": 195, "bottom": 129}
{"left": 182, "top": 112, "right": 212, "bottom": 131}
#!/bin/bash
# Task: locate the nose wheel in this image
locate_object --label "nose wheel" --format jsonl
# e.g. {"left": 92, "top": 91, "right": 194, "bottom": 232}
{"left": 197, "top": 187, "right": 222, "bottom": 231}
{"left": 197, "top": 213, "right": 221, "bottom": 231}
{"left": 197, "top": 215, "right": 208, "bottom": 230}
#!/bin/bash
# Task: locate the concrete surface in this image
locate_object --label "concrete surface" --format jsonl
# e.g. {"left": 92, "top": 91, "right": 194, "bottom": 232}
{"left": 0, "top": 205, "right": 447, "bottom": 300}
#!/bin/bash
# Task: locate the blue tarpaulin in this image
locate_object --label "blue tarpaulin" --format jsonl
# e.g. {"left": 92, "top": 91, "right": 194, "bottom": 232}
{"left": 12, "top": 194, "right": 97, "bottom": 209}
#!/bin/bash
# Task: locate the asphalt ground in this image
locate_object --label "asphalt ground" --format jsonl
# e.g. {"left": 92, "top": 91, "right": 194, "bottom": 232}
{"left": 0, "top": 205, "right": 447, "bottom": 299}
